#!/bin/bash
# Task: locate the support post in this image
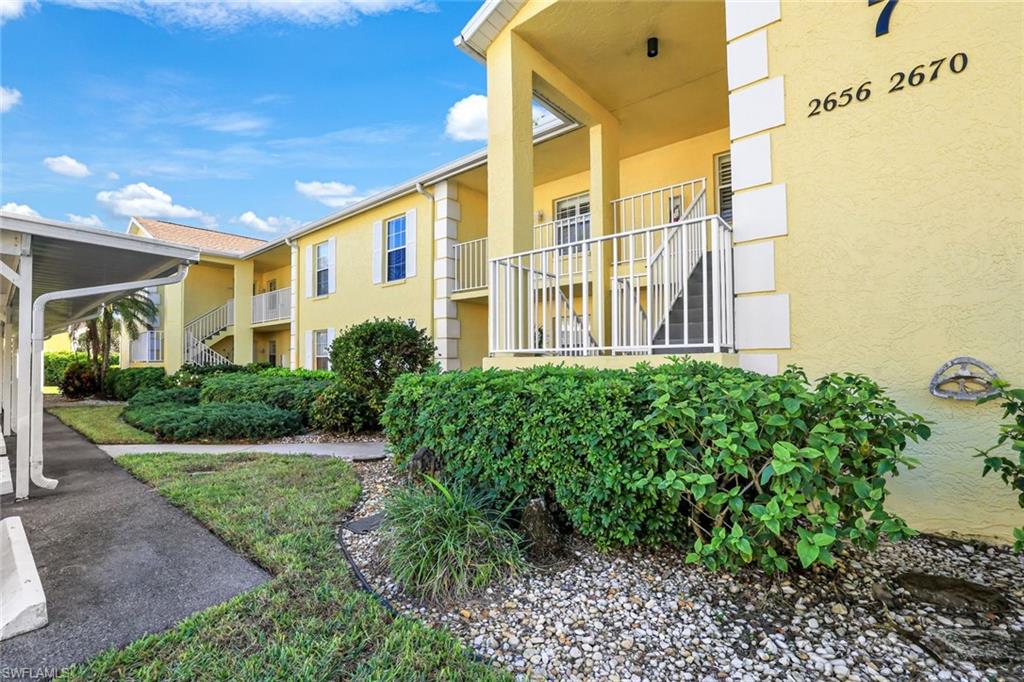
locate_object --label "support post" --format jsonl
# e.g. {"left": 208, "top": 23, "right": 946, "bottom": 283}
{"left": 15, "top": 250, "right": 32, "bottom": 500}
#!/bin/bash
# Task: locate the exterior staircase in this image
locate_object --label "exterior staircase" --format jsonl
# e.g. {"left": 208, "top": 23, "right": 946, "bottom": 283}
{"left": 651, "top": 253, "right": 725, "bottom": 352}
{"left": 184, "top": 300, "right": 234, "bottom": 366}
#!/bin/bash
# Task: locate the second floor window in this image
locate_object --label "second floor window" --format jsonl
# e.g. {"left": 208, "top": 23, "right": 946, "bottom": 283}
{"left": 554, "top": 193, "right": 590, "bottom": 246}
{"left": 315, "top": 241, "right": 330, "bottom": 296}
{"left": 386, "top": 215, "right": 407, "bottom": 282}
{"left": 314, "top": 329, "right": 330, "bottom": 370}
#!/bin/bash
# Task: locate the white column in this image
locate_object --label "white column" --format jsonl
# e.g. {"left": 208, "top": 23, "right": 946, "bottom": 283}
{"left": 15, "top": 250, "right": 32, "bottom": 500}
{"left": 289, "top": 242, "right": 298, "bottom": 370}
{"left": 432, "top": 180, "right": 461, "bottom": 371}
{"left": 0, "top": 321, "right": 9, "bottom": 436}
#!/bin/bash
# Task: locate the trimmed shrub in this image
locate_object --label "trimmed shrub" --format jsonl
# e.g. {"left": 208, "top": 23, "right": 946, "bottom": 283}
{"left": 128, "top": 386, "right": 200, "bottom": 409}
{"left": 59, "top": 361, "right": 101, "bottom": 399}
{"left": 384, "top": 476, "right": 526, "bottom": 602}
{"left": 123, "top": 400, "right": 301, "bottom": 442}
{"left": 309, "top": 381, "right": 376, "bottom": 434}
{"left": 329, "top": 318, "right": 437, "bottom": 418}
{"left": 976, "top": 380, "right": 1024, "bottom": 552}
{"left": 170, "top": 362, "right": 249, "bottom": 388}
{"left": 198, "top": 373, "right": 329, "bottom": 423}
{"left": 45, "top": 351, "right": 111, "bottom": 386}
{"left": 104, "top": 367, "right": 168, "bottom": 401}
{"left": 259, "top": 366, "right": 335, "bottom": 381}
{"left": 383, "top": 360, "right": 930, "bottom": 573}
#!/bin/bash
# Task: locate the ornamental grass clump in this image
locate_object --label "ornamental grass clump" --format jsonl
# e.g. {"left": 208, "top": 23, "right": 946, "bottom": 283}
{"left": 383, "top": 476, "right": 527, "bottom": 602}
{"left": 383, "top": 360, "right": 932, "bottom": 573}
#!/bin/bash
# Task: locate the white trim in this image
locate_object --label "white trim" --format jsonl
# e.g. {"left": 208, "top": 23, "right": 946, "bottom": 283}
{"left": 725, "top": 0, "right": 781, "bottom": 41}
{"left": 372, "top": 221, "right": 383, "bottom": 285}
{"left": 405, "top": 209, "right": 417, "bottom": 279}
{"left": 733, "top": 241, "right": 776, "bottom": 294}
{"left": 739, "top": 353, "right": 780, "bottom": 376}
{"left": 304, "top": 330, "right": 313, "bottom": 370}
{"left": 735, "top": 294, "right": 790, "bottom": 350}
{"left": 327, "top": 236, "right": 337, "bottom": 294}
{"left": 731, "top": 133, "right": 772, "bottom": 190}
{"left": 733, "top": 183, "right": 788, "bottom": 242}
{"left": 727, "top": 30, "right": 769, "bottom": 90}
{"left": 729, "top": 76, "right": 785, "bottom": 140}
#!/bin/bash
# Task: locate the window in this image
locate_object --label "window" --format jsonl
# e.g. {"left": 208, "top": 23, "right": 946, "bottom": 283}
{"left": 314, "top": 330, "right": 329, "bottom": 370}
{"left": 716, "top": 152, "right": 733, "bottom": 223}
{"left": 315, "top": 242, "right": 330, "bottom": 296}
{"left": 268, "top": 339, "right": 277, "bottom": 367}
{"left": 385, "top": 215, "right": 407, "bottom": 282}
{"left": 553, "top": 193, "right": 590, "bottom": 251}
{"left": 268, "top": 279, "right": 277, "bottom": 292}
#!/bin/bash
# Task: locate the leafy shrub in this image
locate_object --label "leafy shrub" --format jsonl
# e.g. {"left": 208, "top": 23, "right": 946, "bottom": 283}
{"left": 104, "top": 367, "right": 168, "bottom": 401}
{"left": 309, "top": 381, "right": 376, "bottom": 434}
{"left": 123, "top": 400, "right": 301, "bottom": 442}
{"left": 383, "top": 360, "right": 930, "bottom": 573}
{"left": 198, "top": 373, "right": 329, "bottom": 423}
{"left": 976, "top": 380, "right": 1024, "bottom": 551}
{"left": 59, "top": 361, "right": 101, "bottom": 399}
{"left": 384, "top": 475, "right": 526, "bottom": 602}
{"left": 170, "top": 362, "right": 249, "bottom": 388}
{"left": 128, "top": 386, "right": 200, "bottom": 409}
{"left": 45, "top": 351, "right": 116, "bottom": 386}
{"left": 329, "top": 318, "right": 437, "bottom": 418}
{"left": 259, "top": 366, "right": 335, "bottom": 381}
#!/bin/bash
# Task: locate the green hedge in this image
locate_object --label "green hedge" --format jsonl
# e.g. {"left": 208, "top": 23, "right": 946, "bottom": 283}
{"left": 45, "top": 352, "right": 117, "bottom": 386}
{"left": 104, "top": 367, "right": 168, "bottom": 401}
{"left": 309, "top": 381, "right": 376, "bottom": 434}
{"left": 124, "top": 387, "right": 300, "bottom": 442}
{"left": 383, "top": 361, "right": 930, "bottom": 572}
{"left": 198, "top": 373, "right": 329, "bottom": 423}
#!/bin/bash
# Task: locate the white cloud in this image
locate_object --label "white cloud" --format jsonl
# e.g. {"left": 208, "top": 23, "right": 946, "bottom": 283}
{"left": 52, "top": 0, "right": 436, "bottom": 30}
{"left": 188, "top": 111, "right": 270, "bottom": 135}
{"left": 1, "top": 202, "right": 39, "bottom": 217}
{"left": 67, "top": 213, "right": 104, "bottom": 227}
{"left": 233, "top": 210, "right": 301, "bottom": 234}
{"left": 0, "top": 0, "right": 36, "bottom": 24}
{"left": 0, "top": 86, "right": 23, "bottom": 113}
{"left": 445, "top": 94, "right": 488, "bottom": 142}
{"left": 96, "top": 182, "right": 214, "bottom": 226}
{"left": 44, "top": 154, "right": 92, "bottom": 178}
{"left": 107, "top": 171, "right": 120, "bottom": 180}
{"left": 295, "top": 180, "right": 365, "bottom": 208}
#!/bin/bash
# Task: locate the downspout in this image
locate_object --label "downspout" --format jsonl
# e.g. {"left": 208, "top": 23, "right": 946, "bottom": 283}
{"left": 28, "top": 264, "right": 190, "bottom": 489}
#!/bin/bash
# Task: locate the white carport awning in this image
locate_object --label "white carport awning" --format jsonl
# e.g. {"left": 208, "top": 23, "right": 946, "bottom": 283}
{"left": 1, "top": 212, "right": 199, "bottom": 335}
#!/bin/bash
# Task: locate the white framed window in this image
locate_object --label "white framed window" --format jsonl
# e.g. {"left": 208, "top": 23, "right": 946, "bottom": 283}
{"left": 315, "top": 242, "right": 330, "bottom": 296}
{"left": 553, "top": 192, "right": 590, "bottom": 250}
{"left": 268, "top": 339, "right": 277, "bottom": 366}
{"left": 385, "top": 215, "right": 407, "bottom": 282}
{"left": 268, "top": 278, "right": 277, "bottom": 292}
{"left": 715, "top": 152, "right": 733, "bottom": 223}
{"left": 314, "top": 329, "right": 330, "bottom": 370}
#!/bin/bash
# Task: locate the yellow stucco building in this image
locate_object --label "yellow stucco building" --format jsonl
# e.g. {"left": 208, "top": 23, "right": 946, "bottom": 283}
{"left": 124, "top": 0, "right": 1022, "bottom": 542}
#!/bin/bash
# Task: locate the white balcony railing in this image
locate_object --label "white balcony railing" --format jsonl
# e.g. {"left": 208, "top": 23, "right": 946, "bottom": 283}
{"left": 452, "top": 239, "right": 488, "bottom": 293}
{"left": 130, "top": 330, "right": 164, "bottom": 363}
{"left": 490, "top": 215, "right": 734, "bottom": 356}
{"left": 611, "top": 177, "right": 707, "bottom": 234}
{"left": 252, "top": 287, "right": 291, "bottom": 324}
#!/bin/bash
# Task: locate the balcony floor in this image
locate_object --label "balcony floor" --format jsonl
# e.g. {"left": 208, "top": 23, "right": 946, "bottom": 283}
{"left": 483, "top": 352, "right": 738, "bottom": 371}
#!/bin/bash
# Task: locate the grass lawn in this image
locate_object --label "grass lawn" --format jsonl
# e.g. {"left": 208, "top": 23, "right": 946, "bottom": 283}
{"left": 48, "top": 405, "right": 157, "bottom": 445}
{"left": 59, "top": 453, "right": 506, "bottom": 681}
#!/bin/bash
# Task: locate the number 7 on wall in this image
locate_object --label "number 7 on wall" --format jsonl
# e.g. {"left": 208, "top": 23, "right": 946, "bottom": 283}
{"left": 868, "top": 0, "right": 898, "bottom": 37}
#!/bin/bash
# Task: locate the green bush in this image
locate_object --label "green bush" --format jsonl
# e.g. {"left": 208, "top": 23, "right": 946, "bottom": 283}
{"left": 259, "top": 366, "right": 335, "bottom": 381}
{"left": 309, "top": 381, "right": 376, "bottom": 434}
{"left": 383, "top": 360, "right": 930, "bottom": 573}
{"left": 45, "top": 351, "right": 115, "bottom": 386}
{"left": 59, "top": 361, "right": 101, "bottom": 399}
{"left": 329, "top": 318, "right": 437, "bottom": 418}
{"left": 384, "top": 476, "right": 526, "bottom": 602}
{"left": 128, "top": 386, "right": 200, "bottom": 409}
{"left": 104, "top": 367, "right": 168, "bottom": 401}
{"left": 123, "top": 400, "right": 301, "bottom": 442}
{"left": 976, "top": 380, "right": 1024, "bottom": 551}
{"left": 199, "top": 373, "right": 329, "bottom": 423}
{"left": 170, "top": 362, "right": 248, "bottom": 388}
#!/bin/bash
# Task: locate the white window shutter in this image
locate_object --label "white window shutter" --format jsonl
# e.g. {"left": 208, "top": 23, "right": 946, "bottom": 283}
{"left": 372, "top": 220, "right": 383, "bottom": 284}
{"left": 304, "top": 330, "right": 313, "bottom": 370}
{"left": 327, "top": 237, "right": 337, "bottom": 294}
{"left": 305, "top": 245, "right": 313, "bottom": 298}
{"left": 405, "top": 209, "right": 417, "bottom": 278}
{"left": 326, "top": 327, "right": 336, "bottom": 368}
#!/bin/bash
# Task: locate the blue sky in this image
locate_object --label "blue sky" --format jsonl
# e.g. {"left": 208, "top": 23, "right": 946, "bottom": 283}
{"left": 0, "top": 0, "right": 492, "bottom": 237}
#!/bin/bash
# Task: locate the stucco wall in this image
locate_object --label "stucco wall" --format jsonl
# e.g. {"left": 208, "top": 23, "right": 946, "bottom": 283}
{"left": 755, "top": 1, "right": 1023, "bottom": 540}
{"left": 182, "top": 261, "right": 234, "bottom": 323}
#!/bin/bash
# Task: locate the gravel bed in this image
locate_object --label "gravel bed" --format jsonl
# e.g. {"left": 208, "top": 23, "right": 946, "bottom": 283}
{"left": 344, "top": 461, "right": 1024, "bottom": 681}
{"left": 271, "top": 430, "right": 385, "bottom": 444}
{"left": 44, "top": 396, "right": 126, "bottom": 408}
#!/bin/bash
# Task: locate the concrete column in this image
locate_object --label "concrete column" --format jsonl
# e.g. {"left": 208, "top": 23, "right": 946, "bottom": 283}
{"left": 232, "top": 261, "right": 254, "bottom": 365}
{"left": 432, "top": 180, "right": 461, "bottom": 371}
{"left": 289, "top": 243, "right": 298, "bottom": 370}
{"left": 588, "top": 121, "right": 620, "bottom": 238}
{"left": 487, "top": 31, "right": 535, "bottom": 258}
{"left": 163, "top": 280, "right": 185, "bottom": 373}
{"left": 15, "top": 250, "right": 32, "bottom": 499}
{"left": 0, "top": 321, "right": 9, "bottom": 436}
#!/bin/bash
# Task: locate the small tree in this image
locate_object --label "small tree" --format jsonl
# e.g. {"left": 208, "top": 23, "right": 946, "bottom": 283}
{"left": 976, "top": 380, "right": 1024, "bottom": 551}
{"left": 329, "top": 318, "right": 437, "bottom": 418}
{"left": 75, "top": 291, "right": 158, "bottom": 389}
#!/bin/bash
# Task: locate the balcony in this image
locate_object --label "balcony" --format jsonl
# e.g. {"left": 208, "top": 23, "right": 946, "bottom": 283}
{"left": 252, "top": 287, "right": 291, "bottom": 324}
{"left": 130, "top": 330, "right": 164, "bottom": 363}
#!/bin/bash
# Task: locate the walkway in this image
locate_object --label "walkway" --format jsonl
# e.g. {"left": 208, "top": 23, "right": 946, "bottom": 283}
{"left": 0, "top": 414, "right": 270, "bottom": 674}
{"left": 98, "top": 440, "right": 388, "bottom": 460}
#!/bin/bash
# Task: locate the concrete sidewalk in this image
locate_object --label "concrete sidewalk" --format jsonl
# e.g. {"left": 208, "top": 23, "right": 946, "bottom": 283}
{"left": 98, "top": 440, "right": 388, "bottom": 460}
{"left": 0, "top": 414, "right": 269, "bottom": 674}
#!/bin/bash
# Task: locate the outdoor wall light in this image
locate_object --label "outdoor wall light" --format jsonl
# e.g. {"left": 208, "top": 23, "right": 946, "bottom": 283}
{"left": 647, "top": 37, "right": 659, "bottom": 58}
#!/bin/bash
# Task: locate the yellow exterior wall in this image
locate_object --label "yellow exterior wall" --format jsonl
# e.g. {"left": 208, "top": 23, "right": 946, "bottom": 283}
{"left": 254, "top": 328, "right": 289, "bottom": 366}
{"left": 295, "top": 192, "right": 435, "bottom": 368}
{"left": 458, "top": 185, "right": 489, "bottom": 242}
{"left": 182, "top": 261, "right": 234, "bottom": 323}
{"left": 762, "top": 1, "right": 1023, "bottom": 540}
{"left": 43, "top": 333, "right": 73, "bottom": 354}
{"left": 457, "top": 300, "right": 489, "bottom": 369}
{"left": 255, "top": 265, "right": 290, "bottom": 294}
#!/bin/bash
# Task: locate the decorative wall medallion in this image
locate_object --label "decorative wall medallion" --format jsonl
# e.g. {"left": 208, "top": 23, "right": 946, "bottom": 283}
{"left": 929, "top": 357, "right": 999, "bottom": 401}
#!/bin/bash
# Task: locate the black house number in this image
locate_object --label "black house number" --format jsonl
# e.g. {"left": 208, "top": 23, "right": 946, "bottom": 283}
{"left": 869, "top": 0, "right": 899, "bottom": 37}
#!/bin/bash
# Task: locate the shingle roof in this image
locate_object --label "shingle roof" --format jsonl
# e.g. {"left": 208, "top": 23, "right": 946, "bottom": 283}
{"left": 132, "top": 217, "right": 266, "bottom": 255}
